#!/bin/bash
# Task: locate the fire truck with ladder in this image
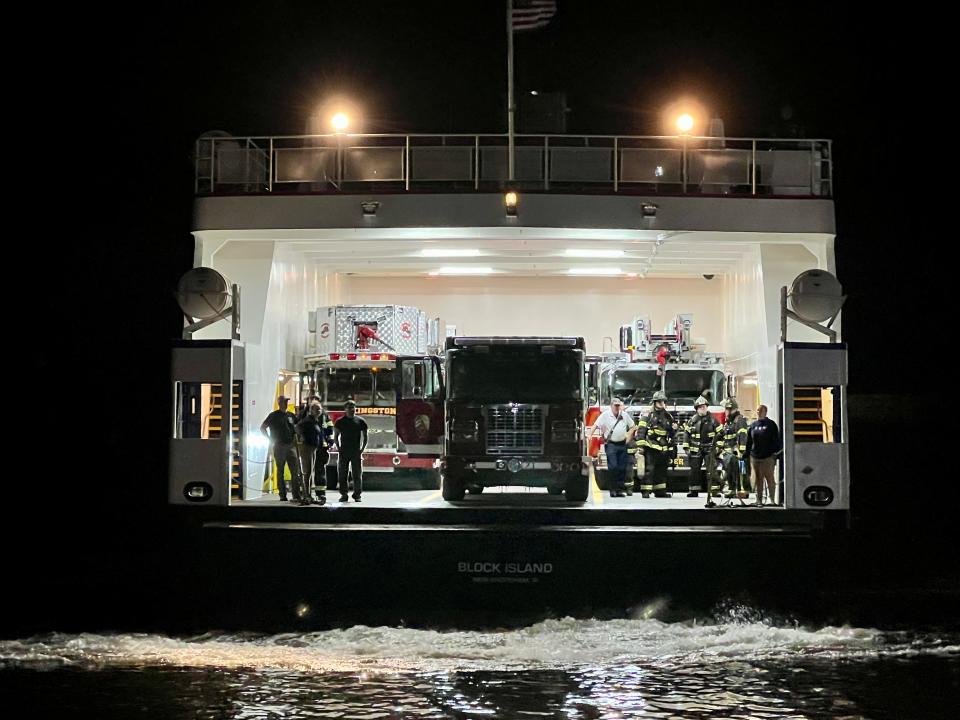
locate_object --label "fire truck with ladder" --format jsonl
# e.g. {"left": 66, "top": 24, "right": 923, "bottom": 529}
{"left": 301, "top": 304, "right": 447, "bottom": 489}
{"left": 586, "top": 313, "right": 729, "bottom": 492}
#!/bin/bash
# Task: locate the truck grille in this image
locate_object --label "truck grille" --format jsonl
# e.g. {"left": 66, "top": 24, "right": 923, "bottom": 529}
{"left": 485, "top": 405, "right": 544, "bottom": 455}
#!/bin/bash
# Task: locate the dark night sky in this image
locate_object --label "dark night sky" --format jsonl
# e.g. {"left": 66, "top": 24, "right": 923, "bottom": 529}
{"left": 11, "top": 2, "right": 948, "bottom": 632}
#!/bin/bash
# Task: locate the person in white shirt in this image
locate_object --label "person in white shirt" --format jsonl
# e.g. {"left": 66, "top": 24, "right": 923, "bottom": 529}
{"left": 591, "top": 397, "right": 637, "bottom": 497}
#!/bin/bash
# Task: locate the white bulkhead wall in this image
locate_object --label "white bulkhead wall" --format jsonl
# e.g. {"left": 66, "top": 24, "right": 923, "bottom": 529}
{"left": 342, "top": 275, "right": 724, "bottom": 353}
{"left": 192, "top": 239, "right": 341, "bottom": 495}
{"left": 721, "top": 239, "right": 838, "bottom": 421}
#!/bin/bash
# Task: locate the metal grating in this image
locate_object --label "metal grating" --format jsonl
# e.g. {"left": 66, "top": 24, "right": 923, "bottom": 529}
{"left": 485, "top": 405, "right": 544, "bottom": 455}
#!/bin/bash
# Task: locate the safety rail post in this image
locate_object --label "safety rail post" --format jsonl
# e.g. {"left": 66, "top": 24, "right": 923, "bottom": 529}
{"left": 681, "top": 137, "right": 688, "bottom": 193}
{"left": 405, "top": 135, "right": 411, "bottom": 191}
{"left": 194, "top": 139, "right": 200, "bottom": 194}
{"left": 826, "top": 140, "right": 833, "bottom": 196}
{"left": 543, "top": 136, "right": 549, "bottom": 190}
{"left": 210, "top": 137, "right": 217, "bottom": 192}
{"left": 810, "top": 140, "right": 816, "bottom": 196}
{"left": 751, "top": 139, "right": 757, "bottom": 195}
{"left": 268, "top": 137, "right": 274, "bottom": 192}
{"left": 613, "top": 137, "right": 619, "bottom": 193}
{"left": 474, "top": 136, "right": 480, "bottom": 190}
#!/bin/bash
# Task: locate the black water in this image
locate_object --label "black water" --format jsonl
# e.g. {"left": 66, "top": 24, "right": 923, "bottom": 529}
{"left": 3, "top": 619, "right": 958, "bottom": 719}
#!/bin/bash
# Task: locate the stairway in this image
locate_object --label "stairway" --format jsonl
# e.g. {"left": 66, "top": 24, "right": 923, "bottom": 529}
{"left": 209, "top": 382, "right": 244, "bottom": 498}
{"left": 793, "top": 386, "right": 827, "bottom": 442}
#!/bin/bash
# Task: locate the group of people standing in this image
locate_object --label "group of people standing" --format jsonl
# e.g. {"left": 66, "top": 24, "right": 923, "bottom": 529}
{"left": 593, "top": 394, "right": 782, "bottom": 505}
{"left": 259, "top": 396, "right": 369, "bottom": 505}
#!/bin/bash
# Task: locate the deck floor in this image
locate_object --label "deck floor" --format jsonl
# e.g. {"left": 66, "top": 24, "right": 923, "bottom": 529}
{"left": 235, "top": 484, "right": 779, "bottom": 511}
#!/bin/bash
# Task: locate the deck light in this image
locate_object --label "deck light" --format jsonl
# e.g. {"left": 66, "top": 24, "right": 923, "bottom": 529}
{"left": 331, "top": 112, "right": 349, "bottom": 132}
{"left": 641, "top": 202, "right": 658, "bottom": 217}
{"left": 504, "top": 191, "right": 519, "bottom": 216}
{"left": 676, "top": 113, "right": 695, "bottom": 133}
{"left": 361, "top": 201, "right": 380, "bottom": 216}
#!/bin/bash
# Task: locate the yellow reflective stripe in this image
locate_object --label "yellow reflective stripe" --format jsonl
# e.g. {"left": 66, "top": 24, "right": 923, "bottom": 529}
{"left": 653, "top": 483, "right": 667, "bottom": 490}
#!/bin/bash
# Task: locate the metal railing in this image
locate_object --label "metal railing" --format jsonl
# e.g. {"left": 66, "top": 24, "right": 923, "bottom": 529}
{"left": 195, "top": 133, "right": 832, "bottom": 197}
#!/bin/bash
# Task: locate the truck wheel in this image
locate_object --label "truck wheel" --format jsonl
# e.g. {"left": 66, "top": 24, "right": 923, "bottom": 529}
{"left": 565, "top": 474, "right": 590, "bottom": 502}
{"left": 467, "top": 484, "right": 484, "bottom": 495}
{"left": 442, "top": 471, "right": 466, "bottom": 501}
{"left": 546, "top": 485, "right": 564, "bottom": 495}
{"left": 594, "top": 468, "right": 609, "bottom": 491}
{"left": 420, "top": 468, "right": 441, "bottom": 490}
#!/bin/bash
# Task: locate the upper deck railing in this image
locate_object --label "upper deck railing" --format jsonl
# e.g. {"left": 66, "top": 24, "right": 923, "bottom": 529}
{"left": 195, "top": 133, "right": 832, "bottom": 197}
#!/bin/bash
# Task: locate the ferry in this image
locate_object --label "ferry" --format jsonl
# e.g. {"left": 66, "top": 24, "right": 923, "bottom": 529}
{"left": 169, "top": 130, "right": 849, "bottom": 628}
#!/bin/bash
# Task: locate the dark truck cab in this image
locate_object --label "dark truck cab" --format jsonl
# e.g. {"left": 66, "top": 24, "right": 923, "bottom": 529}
{"left": 396, "top": 337, "right": 590, "bottom": 502}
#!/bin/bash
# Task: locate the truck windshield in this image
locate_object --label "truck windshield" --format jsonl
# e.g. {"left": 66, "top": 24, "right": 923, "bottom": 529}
{"left": 450, "top": 347, "right": 582, "bottom": 403}
{"left": 372, "top": 367, "right": 396, "bottom": 407}
{"left": 609, "top": 370, "right": 660, "bottom": 405}
{"left": 665, "top": 369, "right": 725, "bottom": 404}
{"left": 325, "top": 368, "right": 373, "bottom": 407}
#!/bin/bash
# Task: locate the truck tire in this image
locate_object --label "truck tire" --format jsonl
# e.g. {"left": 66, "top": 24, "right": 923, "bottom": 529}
{"left": 467, "top": 484, "right": 484, "bottom": 494}
{"left": 442, "top": 471, "right": 466, "bottom": 501}
{"left": 546, "top": 485, "right": 564, "bottom": 495}
{"left": 594, "top": 468, "right": 609, "bottom": 491}
{"left": 565, "top": 474, "right": 590, "bottom": 502}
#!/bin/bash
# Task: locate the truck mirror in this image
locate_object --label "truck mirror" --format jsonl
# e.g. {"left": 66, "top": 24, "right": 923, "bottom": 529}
{"left": 587, "top": 363, "right": 600, "bottom": 389}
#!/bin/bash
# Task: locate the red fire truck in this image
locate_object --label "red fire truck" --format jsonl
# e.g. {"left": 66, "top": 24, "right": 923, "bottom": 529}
{"left": 586, "top": 313, "right": 728, "bottom": 491}
{"left": 301, "top": 304, "right": 446, "bottom": 489}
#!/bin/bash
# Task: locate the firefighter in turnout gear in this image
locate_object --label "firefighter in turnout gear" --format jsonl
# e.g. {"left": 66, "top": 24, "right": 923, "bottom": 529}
{"left": 623, "top": 434, "right": 639, "bottom": 496}
{"left": 717, "top": 398, "right": 750, "bottom": 499}
{"left": 683, "top": 396, "right": 720, "bottom": 498}
{"left": 636, "top": 390, "right": 676, "bottom": 498}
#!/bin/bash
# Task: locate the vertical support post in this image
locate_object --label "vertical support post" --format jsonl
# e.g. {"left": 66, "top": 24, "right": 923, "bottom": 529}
{"left": 613, "top": 137, "right": 619, "bottom": 192}
{"left": 751, "top": 139, "right": 757, "bottom": 195}
{"left": 474, "top": 135, "right": 480, "bottom": 190}
{"left": 780, "top": 285, "right": 788, "bottom": 345}
{"left": 826, "top": 140, "right": 834, "bottom": 196}
{"left": 194, "top": 139, "right": 200, "bottom": 194}
{"left": 405, "top": 135, "right": 411, "bottom": 191}
{"left": 681, "top": 137, "right": 688, "bottom": 193}
{"left": 506, "top": 0, "right": 515, "bottom": 182}
{"left": 543, "top": 136, "right": 549, "bottom": 190}
{"left": 810, "top": 140, "right": 816, "bottom": 196}
{"left": 268, "top": 137, "right": 274, "bottom": 192}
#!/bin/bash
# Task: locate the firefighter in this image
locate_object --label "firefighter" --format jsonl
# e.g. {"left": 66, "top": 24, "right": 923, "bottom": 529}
{"left": 716, "top": 398, "right": 750, "bottom": 499}
{"left": 636, "top": 390, "right": 675, "bottom": 498}
{"left": 683, "top": 395, "right": 720, "bottom": 498}
{"left": 623, "top": 433, "right": 639, "bottom": 496}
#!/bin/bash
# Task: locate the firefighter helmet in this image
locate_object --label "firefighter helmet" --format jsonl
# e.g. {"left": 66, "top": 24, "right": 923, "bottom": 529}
{"left": 694, "top": 396, "right": 709, "bottom": 407}
{"left": 724, "top": 398, "right": 739, "bottom": 411}
{"left": 652, "top": 390, "right": 667, "bottom": 402}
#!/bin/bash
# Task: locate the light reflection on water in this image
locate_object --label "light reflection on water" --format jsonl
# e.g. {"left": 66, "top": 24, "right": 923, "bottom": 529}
{"left": 2, "top": 616, "right": 959, "bottom": 719}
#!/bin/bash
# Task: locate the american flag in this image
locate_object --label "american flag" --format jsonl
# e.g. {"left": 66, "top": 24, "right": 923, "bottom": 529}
{"left": 511, "top": 0, "right": 557, "bottom": 32}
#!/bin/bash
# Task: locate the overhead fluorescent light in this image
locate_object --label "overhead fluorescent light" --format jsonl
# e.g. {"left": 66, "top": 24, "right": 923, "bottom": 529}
{"left": 420, "top": 248, "right": 481, "bottom": 257}
{"left": 564, "top": 249, "right": 625, "bottom": 258}
{"left": 567, "top": 267, "right": 622, "bottom": 276}
{"left": 433, "top": 267, "right": 495, "bottom": 275}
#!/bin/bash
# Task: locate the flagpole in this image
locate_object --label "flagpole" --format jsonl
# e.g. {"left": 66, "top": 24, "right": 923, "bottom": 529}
{"left": 506, "top": 0, "right": 515, "bottom": 181}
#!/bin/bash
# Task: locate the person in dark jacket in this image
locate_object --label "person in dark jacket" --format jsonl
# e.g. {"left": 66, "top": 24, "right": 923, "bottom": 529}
{"left": 296, "top": 402, "right": 334, "bottom": 505}
{"left": 744, "top": 404, "right": 782, "bottom": 505}
{"left": 334, "top": 399, "right": 368, "bottom": 502}
{"left": 260, "top": 396, "right": 303, "bottom": 502}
